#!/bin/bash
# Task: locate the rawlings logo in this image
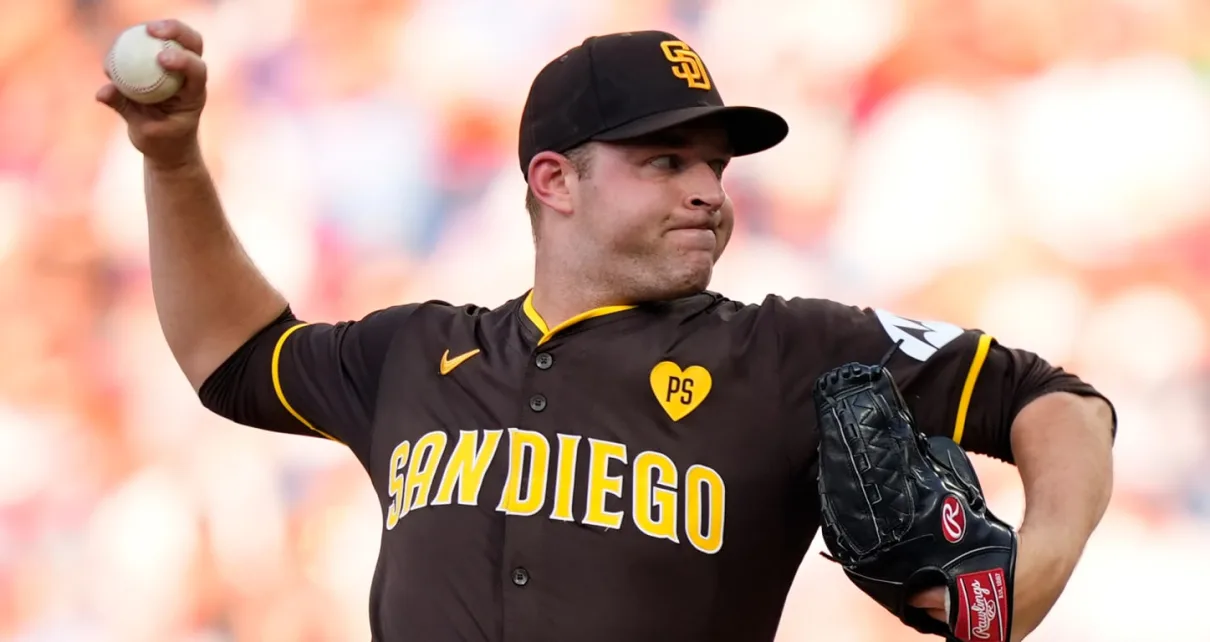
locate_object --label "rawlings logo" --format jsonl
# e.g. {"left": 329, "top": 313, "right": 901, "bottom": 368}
{"left": 954, "top": 570, "right": 1008, "bottom": 641}
{"left": 941, "top": 496, "right": 966, "bottom": 543}
{"left": 968, "top": 580, "right": 996, "bottom": 639}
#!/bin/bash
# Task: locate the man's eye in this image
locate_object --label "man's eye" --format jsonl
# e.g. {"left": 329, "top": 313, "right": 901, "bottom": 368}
{"left": 650, "top": 155, "right": 680, "bottom": 169}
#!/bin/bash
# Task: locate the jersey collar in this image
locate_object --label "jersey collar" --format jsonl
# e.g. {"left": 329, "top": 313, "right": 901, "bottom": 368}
{"left": 518, "top": 290, "right": 639, "bottom": 346}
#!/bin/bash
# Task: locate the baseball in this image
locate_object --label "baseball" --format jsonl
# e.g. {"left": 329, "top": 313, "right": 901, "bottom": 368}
{"left": 105, "top": 24, "right": 185, "bottom": 105}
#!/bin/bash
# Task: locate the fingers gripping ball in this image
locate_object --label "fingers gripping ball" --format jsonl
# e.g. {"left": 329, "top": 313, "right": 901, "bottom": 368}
{"left": 105, "top": 25, "right": 185, "bottom": 105}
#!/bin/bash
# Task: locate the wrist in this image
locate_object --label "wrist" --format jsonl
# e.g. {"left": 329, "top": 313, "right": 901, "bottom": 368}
{"left": 144, "top": 140, "right": 204, "bottom": 173}
{"left": 1008, "top": 525, "right": 1082, "bottom": 641}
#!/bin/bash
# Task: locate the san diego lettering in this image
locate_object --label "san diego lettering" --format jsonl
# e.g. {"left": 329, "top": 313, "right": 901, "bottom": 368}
{"left": 383, "top": 428, "right": 726, "bottom": 554}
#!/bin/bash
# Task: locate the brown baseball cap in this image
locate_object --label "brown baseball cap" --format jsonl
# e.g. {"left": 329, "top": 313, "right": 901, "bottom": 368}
{"left": 517, "top": 31, "right": 789, "bottom": 180}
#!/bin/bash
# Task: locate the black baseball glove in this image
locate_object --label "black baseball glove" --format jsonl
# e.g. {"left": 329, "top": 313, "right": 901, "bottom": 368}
{"left": 814, "top": 360, "right": 1018, "bottom": 642}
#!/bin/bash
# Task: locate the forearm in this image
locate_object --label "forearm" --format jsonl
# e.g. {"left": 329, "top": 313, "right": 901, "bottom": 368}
{"left": 145, "top": 148, "right": 289, "bottom": 391}
{"left": 1011, "top": 391, "right": 1114, "bottom": 546}
{"left": 999, "top": 392, "right": 1113, "bottom": 639}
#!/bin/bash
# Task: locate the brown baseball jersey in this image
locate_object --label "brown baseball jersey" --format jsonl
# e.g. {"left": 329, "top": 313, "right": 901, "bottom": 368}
{"left": 199, "top": 290, "right": 1113, "bottom": 642}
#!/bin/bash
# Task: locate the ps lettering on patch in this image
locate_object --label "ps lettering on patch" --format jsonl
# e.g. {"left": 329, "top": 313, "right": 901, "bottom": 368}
{"left": 650, "top": 361, "right": 712, "bottom": 421}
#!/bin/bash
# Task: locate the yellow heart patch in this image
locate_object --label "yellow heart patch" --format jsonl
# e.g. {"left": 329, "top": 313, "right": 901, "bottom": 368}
{"left": 649, "top": 361, "right": 713, "bottom": 422}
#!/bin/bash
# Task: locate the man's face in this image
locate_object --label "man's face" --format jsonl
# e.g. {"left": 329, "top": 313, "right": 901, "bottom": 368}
{"left": 571, "top": 120, "right": 735, "bottom": 303}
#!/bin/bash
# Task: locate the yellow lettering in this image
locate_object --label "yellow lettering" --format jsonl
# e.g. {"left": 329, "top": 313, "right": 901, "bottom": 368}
{"left": 401, "top": 431, "right": 448, "bottom": 515}
{"left": 685, "top": 464, "right": 725, "bottom": 554}
{"left": 632, "top": 451, "right": 678, "bottom": 543}
{"left": 549, "top": 434, "right": 582, "bottom": 522}
{"left": 385, "top": 429, "right": 727, "bottom": 555}
{"left": 433, "top": 430, "right": 502, "bottom": 506}
{"left": 384, "top": 441, "right": 411, "bottom": 530}
{"left": 496, "top": 428, "right": 551, "bottom": 516}
{"left": 583, "top": 439, "right": 628, "bottom": 530}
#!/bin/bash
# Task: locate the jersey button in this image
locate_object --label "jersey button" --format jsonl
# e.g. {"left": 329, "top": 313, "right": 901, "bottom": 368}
{"left": 511, "top": 567, "right": 530, "bottom": 587}
{"left": 529, "top": 395, "right": 547, "bottom": 412}
{"left": 535, "top": 353, "right": 554, "bottom": 370}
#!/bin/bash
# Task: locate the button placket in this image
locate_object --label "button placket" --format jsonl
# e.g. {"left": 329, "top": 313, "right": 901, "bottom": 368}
{"left": 529, "top": 346, "right": 552, "bottom": 413}
{"left": 511, "top": 347, "right": 550, "bottom": 601}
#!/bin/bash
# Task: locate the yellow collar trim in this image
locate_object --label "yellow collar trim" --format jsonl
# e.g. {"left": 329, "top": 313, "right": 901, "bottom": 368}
{"left": 522, "top": 291, "right": 637, "bottom": 346}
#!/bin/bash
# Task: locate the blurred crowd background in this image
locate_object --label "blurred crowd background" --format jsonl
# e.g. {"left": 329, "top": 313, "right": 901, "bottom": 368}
{"left": 3, "top": 0, "right": 1209, "bottom": 640}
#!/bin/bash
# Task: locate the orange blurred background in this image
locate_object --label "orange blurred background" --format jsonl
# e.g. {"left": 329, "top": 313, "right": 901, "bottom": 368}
{"left": 2, "top": 0, "right": 1208, "bottom": 640}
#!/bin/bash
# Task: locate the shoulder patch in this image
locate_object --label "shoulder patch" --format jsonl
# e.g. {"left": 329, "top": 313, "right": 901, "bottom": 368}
{"left": 874, "top": 309, "right": 964, "bottom": 362}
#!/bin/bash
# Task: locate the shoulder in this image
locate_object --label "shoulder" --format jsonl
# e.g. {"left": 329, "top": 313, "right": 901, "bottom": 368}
{"left": 637, "top": 291, "right": 773, "bottom": 332}
{"left": 383, "top": 295, "right": 520, "bottom": 323}
{"left": 311, "top": 296, "right": 513, "bottom": 346}
{"left": 370, "top": 294, "right": 529, "bottom": 342}
{"left": 650, "top": 292, "right": 858, "bottom": 331}
{"left": 699, "top": 292, "right": 977, "bottom": 364}
{"left": 684, "top": 292, "right": 869, "bottom": 329}
{"left": 645, "top": 292, "right": 875, "bottom": 348}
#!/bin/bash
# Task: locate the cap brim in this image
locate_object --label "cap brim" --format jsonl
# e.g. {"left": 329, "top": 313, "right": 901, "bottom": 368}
{"left": 591, "top": 105, "right": 788, "bottom": 156}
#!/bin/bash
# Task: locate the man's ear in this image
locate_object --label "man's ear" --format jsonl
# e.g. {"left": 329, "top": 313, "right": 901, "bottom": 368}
{"left": 527, "top": 151, "right": 576, "bottom": 216}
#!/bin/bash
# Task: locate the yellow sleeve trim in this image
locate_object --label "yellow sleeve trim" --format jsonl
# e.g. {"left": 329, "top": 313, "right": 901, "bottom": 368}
{"left": 272, "top": 322, "right": 342, "bottom": 443}
{"left": 952, "top": 333, "right": 993, "bottom": 445}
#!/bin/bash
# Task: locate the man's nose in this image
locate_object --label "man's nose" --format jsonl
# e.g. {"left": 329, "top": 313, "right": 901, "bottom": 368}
{"left": 684, "top": 165, "right": 724, "bottom": 211}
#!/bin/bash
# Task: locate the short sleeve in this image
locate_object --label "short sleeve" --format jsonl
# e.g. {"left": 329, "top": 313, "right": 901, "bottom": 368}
{"left": 772, "top": 297, "right": 1113, "bottom": 464}
{"left": 198, "top": 304, "right": 419, "bottom": 462}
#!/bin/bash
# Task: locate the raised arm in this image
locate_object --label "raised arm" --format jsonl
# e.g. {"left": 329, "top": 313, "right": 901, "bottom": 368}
{"left": 97, "top": 20, "right": 286, "bottom": 390}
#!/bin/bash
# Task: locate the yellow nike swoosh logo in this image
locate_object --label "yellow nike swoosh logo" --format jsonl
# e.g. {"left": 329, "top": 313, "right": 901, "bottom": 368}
{"left": 440, "top": 348, "right": 481, "bottom": 375}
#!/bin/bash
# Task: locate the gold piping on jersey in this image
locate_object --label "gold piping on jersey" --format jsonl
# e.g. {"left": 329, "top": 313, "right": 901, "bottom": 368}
{"left": 522, "top": 290, "right": 637, "bottom": 346}
{"left": 952, "top": 333, "right": 993, "bottom": 445}
{"left": 272, "top": 322, "right": 342, "bottom": 443}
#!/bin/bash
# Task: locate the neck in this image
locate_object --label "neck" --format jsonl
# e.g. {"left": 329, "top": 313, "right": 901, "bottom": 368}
{"left": 529, "top": 276, "right": 628, "bottom": 332}
{"left": 530, "top": 247, "right": 629, "bottom": 330}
